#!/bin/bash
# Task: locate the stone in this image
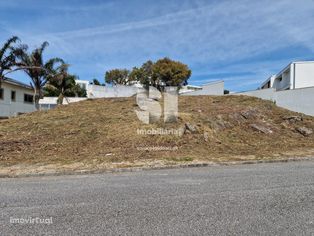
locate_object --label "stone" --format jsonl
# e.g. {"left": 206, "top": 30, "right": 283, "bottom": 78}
{"left": 229, "top": 112, "right": 246, "bottom": 124}
{"left": 241, "top": 108, "right": 258, "bottom": 119}
{"left": 296, "top": 127, "right": 313, "bottom": 136}
{"left": 178, "top": 126, "right": 186, "bottom": 137}
{"left": 250, "top": 124, "right": 273, "bottom": 134}
{"left": 185, "top": 123, "right": 198, "bottom": 133}
{"left": 283, "top": 115, "right": 303, "bottom": 123}
{"left": 203, "top": 132, "right": 209, "bottom": 142}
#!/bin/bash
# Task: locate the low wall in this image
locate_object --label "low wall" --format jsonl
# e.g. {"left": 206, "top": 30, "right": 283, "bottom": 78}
{"left": 181, "top": 81, "right": 224, "bottom": 96}
{"left": 239, "top": 87, "right": 314, "bottom": 116}
{"left": 88, "top": 85, "right": 137, "bottom": 98}
{"left": 0, "top": 102, "right": 36, "bottom": 117}
{"left": 39, "top": 97, "right": 88, "bottom": 110}
{"left": 239, "top": 88, "right": 276, "bottom": 101}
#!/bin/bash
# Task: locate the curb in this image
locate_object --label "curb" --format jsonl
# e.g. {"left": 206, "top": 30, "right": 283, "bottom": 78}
{"left": 0, "top": 157, "right": 313, "bottom": 179}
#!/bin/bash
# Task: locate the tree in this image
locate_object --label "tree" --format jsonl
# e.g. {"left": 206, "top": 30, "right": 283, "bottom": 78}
{"left": 44, "top": 63, "right": 87, "bottom": 103}
{"left": 18, "top": 41, "right": 63, "bottom": 109}
{"left": 0, "top": 36, "right": 20, "bottom": 86}
{"left": 152, "top": 57, "right": 191, "bottom": 90}
{"left": 92, "top": 78, "right": 101, "bottom": 85}
{"left": 105, "top": 69, "right": 131, "bottom": 85}
{"left": 129, "top": 60, "right": 154, "bottom": 89}
{"left": 70, "top": 84, "right": 87, "bottom": 97}
{"left": 129, "top": 58, "right": 191, "bottom": 91}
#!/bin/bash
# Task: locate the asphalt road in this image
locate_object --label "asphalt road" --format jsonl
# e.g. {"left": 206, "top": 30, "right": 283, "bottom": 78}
{"left": 0, "top": 161, "right": 314, "bottom": 236}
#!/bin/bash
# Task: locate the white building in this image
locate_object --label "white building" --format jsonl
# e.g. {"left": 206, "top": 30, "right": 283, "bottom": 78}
{"left": 75, "top": 80, "right": 137, "bottom": 99}
{"left": 39, "top": 80, "right": 138, "bottom": 109}
{"left": 179, "top": 85, "right": 202, "bottom": 94}
{"left": 239, "top": 61, "right": 314, "bottom": 116}
{"left": 180, "top": 80, "right": 224, "bottom": 96}
{"left": 39, "top": 97, "right": 87, "bottom": 110}
{"left": 0, "top": 78, "right": 36, "bottom": 118}
{"left": 75, "top": 80, "right": 90, "bottom": 92}
{"left": 260, "top": 61, "right": 314, "bottom": 91}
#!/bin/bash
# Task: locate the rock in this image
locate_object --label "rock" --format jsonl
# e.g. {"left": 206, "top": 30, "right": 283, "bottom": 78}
{"left": 250, "top": 124, "right": 273, "bottom": 134}
{"left": 203, "top": 132, "right": 209, "bottom": 142}
{"left": 229, "top": 112, "right": 246, "bottom": 124}
{"left": 283, "top": 115, "right": 303, "bottom": 123}
{"left": 296, "top": 127, "right": 313, "bottom": 136}
{"left": 215, "top": 139, "right": 222, "bottom": 144}
{"left": 241, "top": 108, "right": 258, "bottom": 119}
{"left": 178, "top": 126, "right": 186, "bottom": 137}
{"left": 280, "top": 122, "right": 290, "bottom": 129}
{"left": 208, "top": 116, "right": 232, "bottom": 131}
{"left": 185, "top": 123, "right": 198, "bottom": 133}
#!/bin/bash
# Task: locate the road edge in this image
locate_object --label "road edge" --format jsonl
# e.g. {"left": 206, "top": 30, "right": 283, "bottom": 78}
{"left": 0, "top": 156, "right": 313, "bottom": 178}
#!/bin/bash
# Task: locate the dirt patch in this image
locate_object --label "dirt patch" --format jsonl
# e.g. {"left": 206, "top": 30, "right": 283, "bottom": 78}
{"left": 0, "top": 95, "right": 314, "bottom": 172}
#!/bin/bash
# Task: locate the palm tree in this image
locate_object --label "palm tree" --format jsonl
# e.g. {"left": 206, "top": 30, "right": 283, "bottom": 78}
{"left": 18, "top": 41, "right": 63, "bottom": 109}
{"left": 0, "top": 36, "right": 20, "bottom": 86}
{"left": 44, "top": 63, "right": 78, "bottom": 105}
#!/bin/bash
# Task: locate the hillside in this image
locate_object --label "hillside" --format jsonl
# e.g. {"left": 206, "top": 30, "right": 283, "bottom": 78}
{"left": 1, "top": 95, "right": 314, "bottom": 174}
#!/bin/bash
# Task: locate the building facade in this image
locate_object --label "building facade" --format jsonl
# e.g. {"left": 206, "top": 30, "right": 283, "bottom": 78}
{"left": 260, "top": 61, "right": 314, "bottom": 91}
{"left": 0, "top": 78, "right": 36, "bottom": 118}
{"left": 239, "top": 61, "right": 314, "bottom": 116}
{"left": 180, "top": 80, "right": 224, "bottom": 96}
{"left": 75, "top": 80, "right": 137, "bottom": 98}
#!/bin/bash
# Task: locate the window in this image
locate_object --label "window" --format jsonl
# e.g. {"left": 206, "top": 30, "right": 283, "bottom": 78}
{"left": 24, "top": 94, "right": 33, "bottom": 103}
{"left": 0, "top": 88, "right": 3, "bottom": 100}
{"left": 11, "top": 91, "right": 16, "bottom": 102}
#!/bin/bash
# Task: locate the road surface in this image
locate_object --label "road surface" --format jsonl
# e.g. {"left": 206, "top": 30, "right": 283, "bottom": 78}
{"left": 1, "top": 161, "right": 314, "bottom": 235}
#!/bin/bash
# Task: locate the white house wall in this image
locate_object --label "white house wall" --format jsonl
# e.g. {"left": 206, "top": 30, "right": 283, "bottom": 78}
{"left": 275, "top": 87, "right": 314, "bottom": 115}
{"left": 294, "top": 63, "right": 314, "bottom": 89}
{"left": 239, "top": 88, "right": 276, "bottom": 100}
{"left": 181, "top": 81, "right": 224, "bottom": 96}
{"left": 272, "top": 66, "right": 291, "bottom": 91}
{"left": 239, "top": 87, "right": 314, "bottom": 116}
{"left": 39, "top": 97, "right": 88, "bottom": 110}
{"left": 87, "top": 85, "right": 137, "bottom": 98}
{"left": 0, "top": 83, "right": 36, "bottom": 117}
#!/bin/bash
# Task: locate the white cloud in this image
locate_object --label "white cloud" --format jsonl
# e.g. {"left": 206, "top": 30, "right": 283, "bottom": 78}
{"left": 3, "top": 0, "right": 314, "bottom": 90}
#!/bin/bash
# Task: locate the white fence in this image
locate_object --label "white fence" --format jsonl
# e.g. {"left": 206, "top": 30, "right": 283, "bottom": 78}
{"left": 181, "top": 81, "right": 224, "bottom": 96}
{"left": 239, "top": 87, "right": 314, "bottom": 116}
{"left": 0, "top": 102, "right": 36, "bottom": 118}
{"left": 87, "top": 85, "right": 137, "bottom": 98}
{"left": 39, "top": 97, "right": 88, "bottom": 110}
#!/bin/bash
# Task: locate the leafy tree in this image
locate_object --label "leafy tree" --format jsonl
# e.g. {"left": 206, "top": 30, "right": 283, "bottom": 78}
{"left": 70, "top": 83, "right": 87, "bottom": 97}
{"left": 0, "top": 36, "right": 21, "bottom": 86}
{"left": 152, "top": 57, "right": 191, "bottom": 90}
{"left": 44, "top": 63, "right": 87, "bottom": 103}
{"left": 129, "top": 58, "right": 191, "bottom": 91}
{"left": 129, "top": 60, "right": 154, "bottom": 89}
{"left": 92, "top": 78, "right": 101, "bottom": 85}
{"left": 105, "top": 69, "right": 131, "bottom": 85}
{"left": 17, "top": 41, "right": 63, "bottom": 109}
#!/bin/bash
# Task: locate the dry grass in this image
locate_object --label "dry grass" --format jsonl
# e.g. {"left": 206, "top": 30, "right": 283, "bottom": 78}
{"left": 0, "top": 95, "right": 314, "bottom": 173}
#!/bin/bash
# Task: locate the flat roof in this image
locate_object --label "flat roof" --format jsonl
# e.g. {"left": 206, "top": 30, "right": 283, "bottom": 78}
{"left": 259, "top": 60, "right": 314, "bottom": 88}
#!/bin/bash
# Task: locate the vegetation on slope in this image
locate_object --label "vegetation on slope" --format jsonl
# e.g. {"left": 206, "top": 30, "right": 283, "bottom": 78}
{"left": 0, "top": 95, "right": 314, "bottom": 171}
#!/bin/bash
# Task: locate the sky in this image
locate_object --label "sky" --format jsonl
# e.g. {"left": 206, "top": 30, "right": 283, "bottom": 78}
{"left": 1, "top": 0, "right": 314, "bottom": 92}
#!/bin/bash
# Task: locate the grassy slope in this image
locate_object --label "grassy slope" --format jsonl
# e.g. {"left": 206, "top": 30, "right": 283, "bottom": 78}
{"left": 0, "top": 95, "right": 314, "bottom": 168}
